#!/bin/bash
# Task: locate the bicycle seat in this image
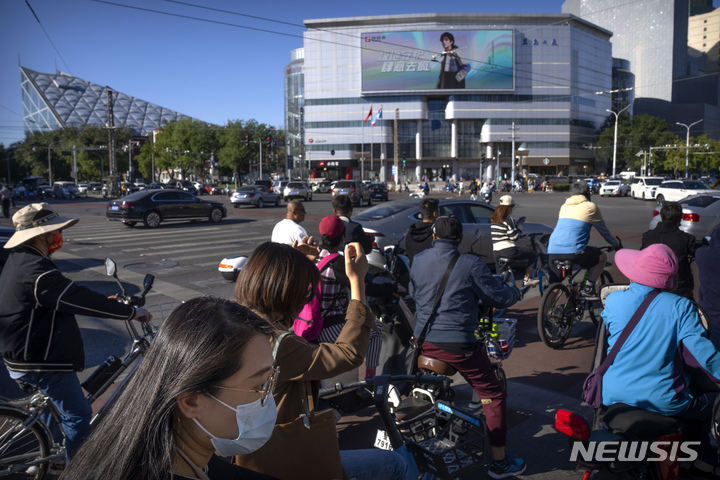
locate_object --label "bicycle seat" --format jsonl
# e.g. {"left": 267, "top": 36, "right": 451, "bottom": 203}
{"left": 495, "top": 257, "right": 513, "bottom": 271}
{"left": 418, "top": 355, "right": 457, "bottom": 376}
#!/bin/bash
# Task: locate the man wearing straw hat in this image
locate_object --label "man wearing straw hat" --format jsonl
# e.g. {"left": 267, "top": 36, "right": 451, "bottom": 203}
{"left": 0, "top": 203, "right": 151, "bottom": 464}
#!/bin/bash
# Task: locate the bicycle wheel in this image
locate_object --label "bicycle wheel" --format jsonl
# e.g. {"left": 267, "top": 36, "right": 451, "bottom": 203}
{"left": 587, "top": 271, "right": 614, "bottom": 325}
{"left": 0, "top": 407, "right": 50, "bottom": 479}
{"left": 537, "top": 284, "right": 575, "bottom": 349}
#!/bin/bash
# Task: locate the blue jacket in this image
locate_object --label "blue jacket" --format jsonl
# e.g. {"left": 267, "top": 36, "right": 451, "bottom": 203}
{"left": 409, "top": 239, "right": 520, "bottom": 344}
{"left": 601, "top": 283, "right": 720, "bottom": 415}
{"left": 548, "top": 195, "right": 619, "bottom": 254}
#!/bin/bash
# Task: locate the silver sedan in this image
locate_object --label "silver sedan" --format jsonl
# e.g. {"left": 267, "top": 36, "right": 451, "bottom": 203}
{"left": 230, "top": 186, "right": 280, "bottom": 208}
{"left": 649, "top": 193, "right": 720, "bottom": 240}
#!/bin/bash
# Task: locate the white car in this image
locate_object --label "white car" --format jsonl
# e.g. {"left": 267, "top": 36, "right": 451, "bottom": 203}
{"left": 654, "top": 180, "right": 720, "bottom": 205}
{"left": 77, "top": 183, "right": 88, "bottom": 195}
{"left": 134, "top": 182, "right": 147, "bottom": 191}
{"left": 283, "top": 181, "right": 313, "bottom": 201}
{"left": 630, "top": 176, "right": 664, "bottom": 200}
{"left": 599, "top": 180, "right": 628, "bottom": 197}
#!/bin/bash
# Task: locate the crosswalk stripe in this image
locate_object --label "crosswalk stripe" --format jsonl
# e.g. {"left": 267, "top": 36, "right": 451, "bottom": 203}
{"left": 125, "top": 237, "right": 267, "bottom": 256}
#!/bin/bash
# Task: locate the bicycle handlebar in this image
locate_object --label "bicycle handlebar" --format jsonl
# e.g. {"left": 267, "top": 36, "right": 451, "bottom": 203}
{"left": 318, "top": 373, "right": 452, "bottom": 399}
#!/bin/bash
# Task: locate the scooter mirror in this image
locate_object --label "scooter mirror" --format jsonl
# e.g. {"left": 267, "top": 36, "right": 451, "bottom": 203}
{"left": 516, "top": 216, "right": 526, "bottom": 227}
{"left": 105, "top": 258, "right": 117, "bottom": 277}
{"left": 143, "top": 274, "right": 154, "bottom": 292}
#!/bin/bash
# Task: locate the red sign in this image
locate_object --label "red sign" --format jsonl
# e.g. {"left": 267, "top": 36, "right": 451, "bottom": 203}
{"left": 309, "top": 139, "right": 313, "bottom": 143}
{"left": 319, "top": 161, "right": 326, "bottom": 167}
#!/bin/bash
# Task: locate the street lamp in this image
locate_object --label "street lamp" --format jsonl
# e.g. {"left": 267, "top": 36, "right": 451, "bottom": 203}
{"left": 32, "top": 141, "right": 61, "bottom": 185}
{"left": 606, "top": 104, "right": 631, "bottom": 178}
{"left": 676, "top": 119, "right": 703, "bottom": 179}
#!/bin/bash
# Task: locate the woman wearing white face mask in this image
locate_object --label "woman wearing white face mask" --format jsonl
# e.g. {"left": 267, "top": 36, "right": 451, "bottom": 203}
{"left": 60, "top": 297, "right": 280, "bottom": 480}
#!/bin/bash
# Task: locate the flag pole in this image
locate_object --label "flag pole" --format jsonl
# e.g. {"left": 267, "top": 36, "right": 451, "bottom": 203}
{"left": 361, "top": 107, "right": 365, "bottom": 180}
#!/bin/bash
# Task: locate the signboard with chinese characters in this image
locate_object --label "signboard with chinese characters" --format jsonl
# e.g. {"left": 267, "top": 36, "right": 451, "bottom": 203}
{"left": 361, "top": 30, "right": 514, "bottom": 93}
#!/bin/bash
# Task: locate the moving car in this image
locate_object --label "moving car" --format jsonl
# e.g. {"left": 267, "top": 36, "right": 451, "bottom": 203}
{"left": 649, "top": 193, "right": 720, "bottom": 240}
{"left": 283, "top": 181, "right": 313, "bottom": 201}
{"left": 231, "top": 185, "right": 280, "bottom": 208}
{"left": 254, "top": 179, "right": 273, "bottom": 190}
{"left": 353, "top": 199, "right": 553, "bottom": 271}
{"left": 203, "top": 183, "right": 225, "bottom": 195}
{"left": 630, "top": 176, "right": 664, "bottom": 200}
{"left": 654, "top": 180, "right": 720, "bottom": 205}
{"left": 368, "top": 183, "right": 389, "bottom": 202}
{"left": 77, "top": 183, "right": 89, "bottom": 195}
{"left": 272, "top": 180, "right": 290, "bottom": 195}
{"left": 134, "top": 182, "right": 147, "bottom": 191}
{"left": 312, "top": 180, "right": 332, "bottom": 193}
{"left": 332, "top": 180, "right": 371, "bottom": 206}
{"left": 599, "top": 180, "right": 628, "bottom": 197}
{"left": 146, "top": 182, "right": 168, "bottom": 190}
{"left": 106, "top": 190, "right": 226, "bottom": 228}
{"left": 166, "top": 179, "right": 198, "bottom": 195}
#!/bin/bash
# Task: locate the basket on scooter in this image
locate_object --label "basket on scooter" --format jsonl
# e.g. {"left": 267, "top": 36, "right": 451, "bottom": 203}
{"left": 402, "top": 401, "right": 490, "bottom": 478}
{"left": 484, "top": 318, "right": 517, "bottom": 360}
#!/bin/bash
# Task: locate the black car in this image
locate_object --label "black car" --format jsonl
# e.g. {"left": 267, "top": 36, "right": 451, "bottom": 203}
{"left": 106, "top": 190, "right": 226, "bottom": 228}
{"left": 146, "top": 182, "right": 168, "bottom": 190}
{"left": 368, "top": 183, "right": 389, "bottom": 202}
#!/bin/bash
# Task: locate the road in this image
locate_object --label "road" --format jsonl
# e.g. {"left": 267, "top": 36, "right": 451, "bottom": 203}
{"left": 0, "top": 190, "right": 671, "bottom": 478}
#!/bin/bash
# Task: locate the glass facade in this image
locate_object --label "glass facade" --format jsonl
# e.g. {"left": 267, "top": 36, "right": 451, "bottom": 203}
{"left": 284, "top": 48, "right": 305, "bottom": 168}
{"left": 20, "top": 66, "right": 192, "bottom": 138}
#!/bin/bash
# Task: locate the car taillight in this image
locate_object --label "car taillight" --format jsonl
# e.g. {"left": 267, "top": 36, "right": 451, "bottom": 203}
{"left": 248, "top": 193, "right": 255, "bottom": 197}
{"left": 353, "top": 187, "right": 357, "bottom": 193}
{"left": 369, "top": 232, "right": 385, "bottom": 250}
{"left": 122, "top": 203, "right": 133, "bottom": 209}
{"left": 682, "top": 213, "right": 700, "bottom": 222}
{"left": 653, "top": 209, "right": 660, "bottom": 217}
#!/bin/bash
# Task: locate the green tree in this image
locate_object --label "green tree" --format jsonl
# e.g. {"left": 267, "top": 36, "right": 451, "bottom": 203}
{"left": 153, "top": 118, "right": 218, "bottom": 180}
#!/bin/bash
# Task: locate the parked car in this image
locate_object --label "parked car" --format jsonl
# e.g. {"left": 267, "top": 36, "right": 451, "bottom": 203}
{"left": 272, "top": 180, "right": 290, "bottom": 195}
{"left": 368, "top": 183, "right": 389, "bottom": 202}
{"left": 654, "top": 179, "right": 720, "bottom": 205}
{"left": 51, "top": 181, "right": 79, "bottom": 199}
{"left": 283, "top": 181, "right": 313, "bottom": 201}
{"left": 166, "top": 179, "right": 198, "bottom": 195}
{"left": 106, "top": 190, "right": 226, "bottom": 228}
{"left": 630, "top": 176, "right": 664, "bottom": 200}
{"left": 353, "top": 199, "right": 553, "bottom": 272}
{"left": 332, "top": 180, "right": 371, "bottom": 206}
{"left": 77, "top": 183, "right": 89, "bottom": 195}
{"left": 599, "top": 180, "right": 628, "bottom": 197}
{"left": 203, "top": 183, "right": 225, "bottom": 195}
{"left": 88, "top": 182, "right": 103, "bottom": 192}
{"left": 648, "top": 193, "right": 720, "bottom": 240}
{"left": 231, "top": 185, "right": 280, "bottom": 208}
{"left": 312, "top": 180, "right": 332, "bottom": 193}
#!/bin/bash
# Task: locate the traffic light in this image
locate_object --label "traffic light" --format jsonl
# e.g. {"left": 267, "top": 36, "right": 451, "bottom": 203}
{"left": 267, "top": 135, "right": 272, "bottom": 148}
{"left": 402, "top": 157, "right": 406, "bottom": 174}
{"left": 245, "top": 136, "right": 250, "bottom": 147}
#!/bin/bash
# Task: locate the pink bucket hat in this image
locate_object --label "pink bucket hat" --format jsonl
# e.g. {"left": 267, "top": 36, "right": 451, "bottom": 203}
{"left": 615, "top": 244, "right": 678, "bottom": 289}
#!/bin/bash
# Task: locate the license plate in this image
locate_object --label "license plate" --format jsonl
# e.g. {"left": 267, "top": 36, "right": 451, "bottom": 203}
{"left": 291, "top": 191, "right": 298, "bottom": 194}
{"left": 240, "top": 194, "right": 247, "bottom": 198}
{"left": 110, "top": 205, "right": 119, "bottom": 211}
{"left": 374, "top": 429, "right": 393, "bottom": 450}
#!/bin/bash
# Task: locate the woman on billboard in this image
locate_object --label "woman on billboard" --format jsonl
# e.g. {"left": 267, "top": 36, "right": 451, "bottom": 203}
{"left": 432, "top": 32, "right": 470, "bottom": 89}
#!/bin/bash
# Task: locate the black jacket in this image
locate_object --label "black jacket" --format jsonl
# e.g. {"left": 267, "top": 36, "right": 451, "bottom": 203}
{"left": 697, "top": 228, "right": 720, "bottom": 330}
{"left": 641, "top": 222, "right": 697, "bottom": 299}
{"left": 0, "top": 246, "right": 135, "bottom": 372}
{"left": 338, "top": 215, "right": 373, "bottom": 255}
{"left": 404, "top": 221, "right": 435, "bottom": 266}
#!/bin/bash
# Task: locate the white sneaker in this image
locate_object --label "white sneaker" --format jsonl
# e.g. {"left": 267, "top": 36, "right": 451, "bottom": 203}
{"left": 523, "top": 278, "right": 539, "bottom": 288}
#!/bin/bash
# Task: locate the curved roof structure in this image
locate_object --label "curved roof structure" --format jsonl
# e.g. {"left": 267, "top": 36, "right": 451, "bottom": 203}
{"left": 21, "top": 66, "right": 195, "bottom": 137}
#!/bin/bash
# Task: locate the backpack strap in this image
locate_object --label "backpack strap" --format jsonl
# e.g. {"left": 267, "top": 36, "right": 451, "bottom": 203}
{"left": 273, "top": 331, "right": 292, "bottom": 364}
{"left": 316, "top": 252, "right": 341, "bottom": 272}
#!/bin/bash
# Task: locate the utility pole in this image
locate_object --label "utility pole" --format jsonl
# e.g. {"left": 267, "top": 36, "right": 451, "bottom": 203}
{"left": 394, "top": 108, "right": 399, "bottom": 189}
{"left": 510, "top": 122, "right": 517, "bottom": 184}
{"left": 676, "top": 119, "right": 703, "bottom": 179}
{"left": 106, "top": 88, "right": 117, "bottom": 195}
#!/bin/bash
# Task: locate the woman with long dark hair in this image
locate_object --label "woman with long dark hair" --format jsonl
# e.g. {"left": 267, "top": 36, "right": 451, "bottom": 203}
{"left": 490, "top": 195, "right": 537, "bottom": 286}
{"left": 60, "top": 297, "right": 278, "bottom": 480}
{"left": 234, "top": 241, "right": 408, "bottom": 480}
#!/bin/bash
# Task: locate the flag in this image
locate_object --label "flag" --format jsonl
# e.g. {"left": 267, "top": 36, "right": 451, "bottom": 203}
{"left": 364, "top": 104, "right": 373, "bottom": 124}
{"left": 372, "top": 106, "right": 382, "bottom": 126}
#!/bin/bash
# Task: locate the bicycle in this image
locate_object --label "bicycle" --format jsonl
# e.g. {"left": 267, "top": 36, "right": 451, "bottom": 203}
{"left": 536, "top": 239, "right": 621, "bottom": 349}
{"left": 0, "top": 258, "right": 178, "bottom": 479}
{"left": 493, "top": 231, "right": 551, "bottom": 319}
{"left": 321, "top": 374, "right": 490, "bottom": 480}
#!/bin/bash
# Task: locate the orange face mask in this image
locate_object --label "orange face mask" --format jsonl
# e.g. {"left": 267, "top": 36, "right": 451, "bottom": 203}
{"left": 47, "top": 232, "right": 63, "bottom": 254}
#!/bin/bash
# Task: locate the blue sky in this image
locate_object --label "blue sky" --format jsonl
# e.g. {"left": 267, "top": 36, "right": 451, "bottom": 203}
{"left": 0, "top": 0, "right": 713, "bottom": 147}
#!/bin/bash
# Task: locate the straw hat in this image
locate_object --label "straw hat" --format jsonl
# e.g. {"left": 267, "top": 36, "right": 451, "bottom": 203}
{"left": 4, "top": 203, "right": 79, "bottom": 249}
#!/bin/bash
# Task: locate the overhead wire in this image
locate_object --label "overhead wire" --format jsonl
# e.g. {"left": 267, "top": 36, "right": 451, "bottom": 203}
{"left": 24, "top": 0, "right": 73, "bottom": 75}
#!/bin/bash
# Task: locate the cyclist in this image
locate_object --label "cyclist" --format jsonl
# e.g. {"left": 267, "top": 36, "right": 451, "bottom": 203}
{"left": 547, "top": 180, "right": 620, "bottom": 299}
{"left": 490, "top": 195, "right": 538, "bottom": 287}
{"left": 0, "top": 203, "right": 151, "bottom": 464}
{"left": 410, "top": 216, "right": 525, "bottom": 479}
{"left": 403, "top": 198, "right": 439, "bottom": 266}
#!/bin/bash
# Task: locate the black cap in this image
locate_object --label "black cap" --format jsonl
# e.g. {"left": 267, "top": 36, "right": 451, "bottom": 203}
{"left": 432, "top": 215, "right": 463, "bottom": 240}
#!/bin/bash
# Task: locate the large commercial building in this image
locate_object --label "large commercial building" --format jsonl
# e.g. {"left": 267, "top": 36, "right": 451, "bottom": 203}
{"left": 20, "top": 66, "right": 192, "bottom": 139}
{"left": 689, "top": 7, "right": 720, "bottom": 73}
{"left": 288, "top": 13, "right": 614, "bottom": 183}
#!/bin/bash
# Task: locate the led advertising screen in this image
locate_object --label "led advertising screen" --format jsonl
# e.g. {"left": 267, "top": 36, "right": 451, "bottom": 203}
{"left": 361, "top": 30, "right": 513, "bottom": 93}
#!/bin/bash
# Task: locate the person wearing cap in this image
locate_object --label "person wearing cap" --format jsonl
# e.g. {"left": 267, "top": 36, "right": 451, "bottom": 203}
{"left": 601, "top": 244, "right": 720, "bottom": 455}
{"left": 271, "top": 200, "right": 308, "bottom": 245}
{"left": 403, "top": 198, "right": 440, "bottom": 266}
{"left": 0, "top": 203, "right": 151, "bottom": 461}
{"left": 409, "top": 215, "right": 525, "bottom": 479}
{"left": 332, "top": 194, "right": 373, "bottom": 255}
{"left": 313, "top": 215, "right": 391, "bottom": 377}
{"left": 547, "top": 180, "right": 620, "bottom": 299}
{"left": 491, "top": 195, "right": 538, "bottom": 287}
{"left": 640, "top": 201, "right": 697, "bottom": 300}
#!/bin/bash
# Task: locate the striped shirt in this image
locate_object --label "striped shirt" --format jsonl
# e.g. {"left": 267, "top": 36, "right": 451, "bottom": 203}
{"left": 316, "top": 249, "right": 347, "bottom": 318}
{"left": 491, "top": 217, "right": 521, "bottom": 251}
